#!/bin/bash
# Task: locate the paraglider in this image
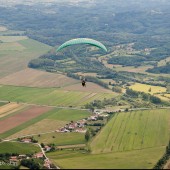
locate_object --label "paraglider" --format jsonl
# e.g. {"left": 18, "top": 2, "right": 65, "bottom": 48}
{"left": 56, "top": 38, "right": 107, "bottom": 53}
{"left": 56, "top": 38, "right": 107, "bottom": 87}
{"left": 81, "top": 78, "right": 86, "bottom": 87}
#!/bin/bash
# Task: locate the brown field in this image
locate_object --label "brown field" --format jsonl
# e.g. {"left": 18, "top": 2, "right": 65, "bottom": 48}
{"left": 8, "top": 119, "right": 67, "bottom": 138}
{"left": 0, "top": 106, "right": 52, "bottom": 133}
{"left": 0, "top": 68, "right": 79, "bottom": 88}
{"left": 62, "top": 82, "right": 114, "bottom": 93}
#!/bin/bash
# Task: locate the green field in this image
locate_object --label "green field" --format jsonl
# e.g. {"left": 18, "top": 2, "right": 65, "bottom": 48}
{"left": 91, "top": 109, "right": 170, "bottom": 154}
{"left": 47, "top": 109, "right": 91, "bottom": 121}
{"left": 0, "top": 85, "right": 114, "bottom": 107}
{"left": 34, "top": 132, "right": 86, "bottom": 146}
{"left": 0, "top": 142, "right": 40, "bottom": 154}
{"left": 47, "top": 146, "right": 165, "bottom": 169}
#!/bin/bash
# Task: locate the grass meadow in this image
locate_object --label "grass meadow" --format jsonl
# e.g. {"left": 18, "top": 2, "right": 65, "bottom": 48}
{"left": 47, "top": 146, "right": 165, "bottom": 169}
{"left": 0, "top": 142, "right": 40, "bottom": 154}
{"left": 34, "top": 132, "right": 86, "bottom": 146}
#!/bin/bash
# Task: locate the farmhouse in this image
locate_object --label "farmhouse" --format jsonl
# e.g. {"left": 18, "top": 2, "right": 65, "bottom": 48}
{"left": 44, "top": 145, "right": 51, "bottom": 152}
{"left": 59, "top": 128, "right": 70, "bottom": 133}
{"left": 77, "top": 119, "right": 86, "bottom": 127}
{"left": 88, "top": 116, "right": 98, "bottom": 121}
{"left": 18, "top": 154, "right": 27, "bottom": 159}
{"left": 34, "top": 152, "right": 44, "bottom": 159}
{"left": 68, "top": 122, "right": 77, "bottom": 130}
{"left": 43, "top": 159, "right": 51, "bottom": 169}
{"left": 21, "top": 138, "right": 32, "bottom": 143}
{"left": 75, "top": 128, "right": 87, "bottom": 133}
{"left": 9, "top": 157, "right": 19, "bottom": 166}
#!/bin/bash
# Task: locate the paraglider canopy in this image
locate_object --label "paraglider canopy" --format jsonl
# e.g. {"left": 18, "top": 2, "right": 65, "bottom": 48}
{"left": 56, "top": 38, "right": 107, "bottom": 53}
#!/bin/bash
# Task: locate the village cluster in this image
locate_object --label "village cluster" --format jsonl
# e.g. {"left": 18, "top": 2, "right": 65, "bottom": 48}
{"left": 4, "top": 152, "right": 53, "bottom": 169}
{"left": 56, "top": 111, "right": 109, "bottom": 133}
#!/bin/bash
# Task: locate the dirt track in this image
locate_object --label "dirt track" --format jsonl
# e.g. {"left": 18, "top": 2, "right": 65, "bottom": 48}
{"left": 0, "top": 106, "right": 52, "bottom": 133}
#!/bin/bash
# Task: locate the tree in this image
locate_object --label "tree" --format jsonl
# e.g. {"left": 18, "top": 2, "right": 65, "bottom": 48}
{"left": 40, "top": 143, "right": 45, "bottom": 148}
{"left": 85, "top": 130, "right": 90, "bottom": 141}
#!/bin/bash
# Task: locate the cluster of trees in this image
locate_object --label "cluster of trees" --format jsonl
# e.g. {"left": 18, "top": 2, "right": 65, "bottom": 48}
{"left": 0, "top": 153, "right": 18, "bottom": 161}
{"left": 108, "top": 56, "right": 147, "bottom": 67}
{"left": 126, "top": 88, "right": 162, "bottom": 104}
{"left": 112, "top": 86, "right": 122, "bottom": 93}
{"left": 21, "top": 159, "right": 41, "bottom": 170}
{"left": 153, "top": 141, "right": 170, "bottom": 169}
{"left": 85, "top": 127, "right": 101, "bottom": 141}
{"left": 40, "top": 143, "right": 55, "bottom": 152}
{"left": 85, "top": 98, "right": 125, "bottom": 110}
{"left": 28, "top": 58, "right": 55, "bottom": 69}
{"left": 147, "top": 63, "right": 170, "bottom": 74}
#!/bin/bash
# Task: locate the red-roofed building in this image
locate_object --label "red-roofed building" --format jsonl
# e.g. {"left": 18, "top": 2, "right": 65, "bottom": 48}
{"left": 9, "top": 157, "right": 19, "bottom": 166}
{"left": 34, "top": 152, "right": 44, "bottom": 158}
{"left": 21, "top": 138, "right": 32, "bottom": 143}
{"left": 44, "top": 146, "right": 51, "bottom": 152}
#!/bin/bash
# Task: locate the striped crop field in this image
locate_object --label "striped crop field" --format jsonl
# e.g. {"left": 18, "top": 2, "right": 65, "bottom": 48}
{"left": 91, "top": 109, "right": 170, "bottom": 154}
{"left": 0, "top": 85, "right": 115, "bottom": 107}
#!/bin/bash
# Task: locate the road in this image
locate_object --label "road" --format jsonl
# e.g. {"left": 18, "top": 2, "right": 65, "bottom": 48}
{"left": 0, "top": 100, "right": 90, "bottom": 111}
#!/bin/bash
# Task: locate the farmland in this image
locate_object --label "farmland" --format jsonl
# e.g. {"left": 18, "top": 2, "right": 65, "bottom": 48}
{"left": 0, "top": 85, "right": 115, "bottom": 107}
{"left": 0, "top": 142, "right": 40, "bottom": 154}
{"left": 4, "top": 108, "right": 91, "bottom": 139}
{"left": 129, "top": 83, "right": 167, "bottom": 95}
{"left": 91, "top": 109, "right": 170, "bottom": 153}
{"left": 0, "top": 33, "right": 78, "bottom": 88}
{"left": 0, "top": 36, "right": 51, "bottom": 79}
{"left": 47, "top": 146, "right": 165, "bottom": 169}
{"left": 0, "top": 106, "right": 52, "bottom": 134}
{"left": 0, "top": 103, "right": 27, "bottom": 119}
{"left": 0, "top": 68, "right": 78, "bottom": 88}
